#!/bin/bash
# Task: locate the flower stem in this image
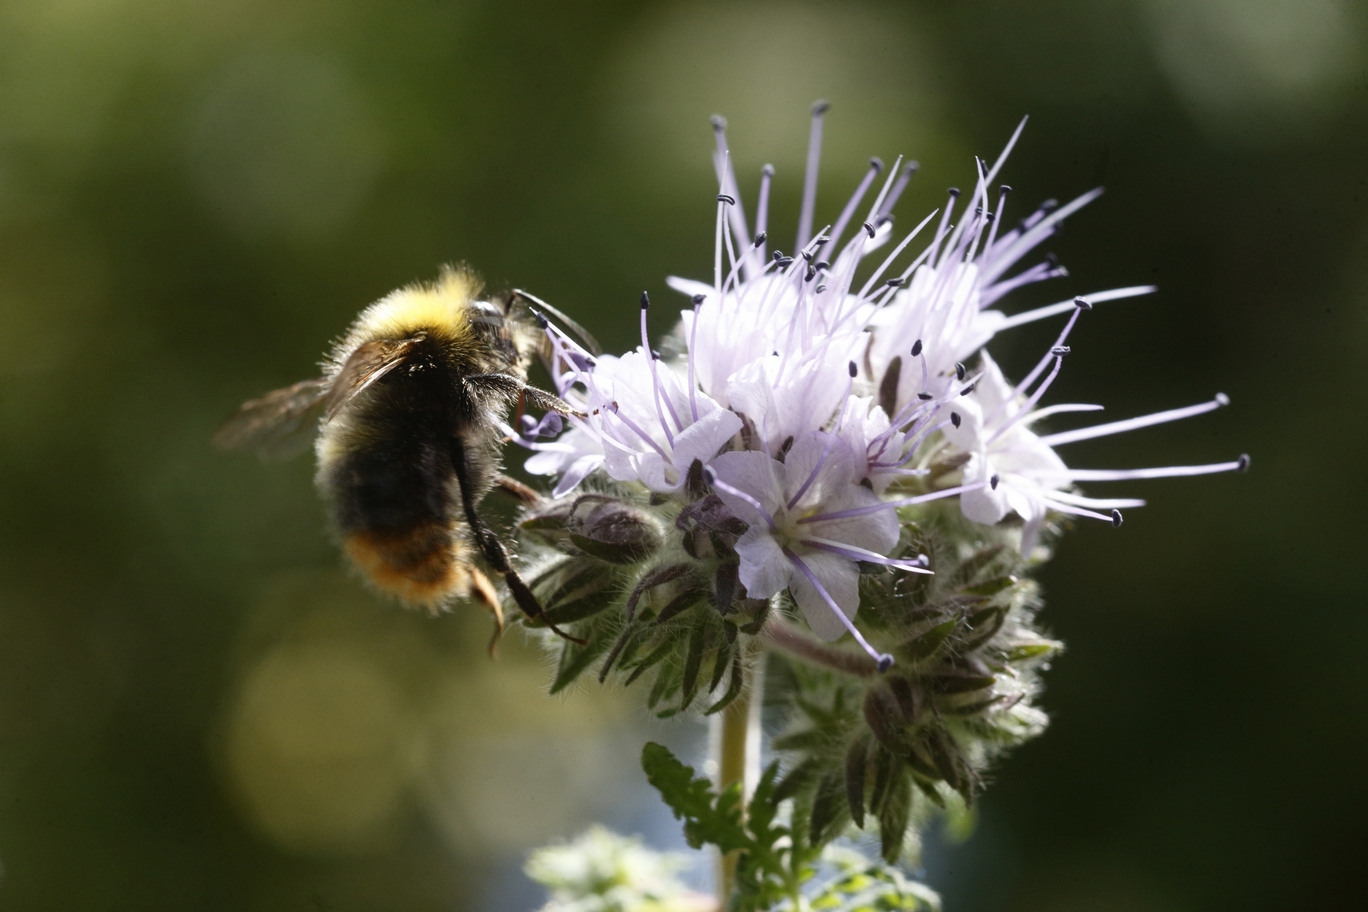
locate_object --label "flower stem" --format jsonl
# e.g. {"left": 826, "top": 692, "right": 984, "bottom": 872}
{"left": 713, "top": 645, "right": 764, "bottom": 908}
{"left": 761, "top": 616, "right": 878, "bottom": 678}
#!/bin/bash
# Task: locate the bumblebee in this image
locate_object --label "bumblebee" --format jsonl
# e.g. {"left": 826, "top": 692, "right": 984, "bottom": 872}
{"left": 215, "top": 266, "right": 593, "bottom": 646}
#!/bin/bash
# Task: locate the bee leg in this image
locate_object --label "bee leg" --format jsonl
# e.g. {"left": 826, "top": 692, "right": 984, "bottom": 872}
{"left": 494, "top": 474, "right": 543, "bottom": 506}
{"left": 448, "top": 436, "right": 586, "bottom": 645}
{"left": 469, "top": 568, "right": 505, "bottom": 658}
{"left": 465, "top": 374, "right": 587, "bottom": 420}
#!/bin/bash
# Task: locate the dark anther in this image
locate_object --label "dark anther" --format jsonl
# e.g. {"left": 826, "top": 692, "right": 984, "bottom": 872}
{"left": 985, "top": 211, "right": 996, "bottom": 223}
{"left": 805, "top": 265, "right": 817, "bottom": 282}
{"left": 816, "top": 284, "right": 827, "bottom": 293}
{"left": 762, "top": 163, "right": 775, "bottom": 177}
{"left": 1237, "top": 454, "right": 1251, "bottom": 472}
{"left": 1074, "top": 296, "right": 1093, "bottom": 310}
{"left": 753, "top": 231, "right": 767, "bottom": 248}
{"left": 813, "top": 235, "right": 831, "bottom": 247}
{"left": 528, "top": 307, "right": 548, "bottom": 328}
{"left": 1000, "top": 184, "right": 1012, "bottom": 194}
{"left": 710, "top": 114, "right": 726, "bottom": 131}
{"left": 1051, "top": 345, "right": 1070, "bottom": 356}
{"left": 974, "top": 206, "right": 983, "bottom": 216}
{"left": 692, "top": 293, "right": 707, "bottom": 305}
{"left": 1045, "top": 252, "right": 1059, "bottom": 268}
{"left": 954, "top": 362, "right": 967, "bottom": 381}
{"left": 886, "top": 277, "right": 906, "bottom": 288}
{"left": 1041, "top": 199, "right": 1059, "bottom": 212}
{"left": 848, "top": 361, "right": 858, "bottom": 378}
{"left": 869, "top": 157, "right": 884, "bottom": 173}
{"left": 772, "top": 249, "right": 785, "bottom": 262}
{"left": 876, "top": 654, "right": 894, "bottom": 673}
{"left": 990, "top": 474, "right": 1000, "bottom": 490}
{"left": 960, "top": 383, "right": 976, "bottom": 396}
{"left": 651, "top": 349, "right": 661, "bottom": 360}
{"left": 640, "top": 291, "right": 650, "bottom": 310}
{"left": 917, "top": 392, "right": 933, "bottom": 401}
{"left": 911, "top": 340, "right": 923, "bottom": 357}
{"left": 947, "top": 187, "right": 961, "bottom": 198}
{"left": 1110, "top": 509, "right": 1124, "bottom": 528}
{"left": 811, "top": 100, "right": 831, "bottom": 115}
{"left": 863, "top": 222, "right": 876, "bottom": 238}
{"left": 950, "top": 412, "right": 962, "bottom": 428}
{"left": 815, "top": 261, "right": 831, "bottom": 271}
{"left": 702, "top": 466, "right": 717, "bottom": 484}
{"left": 1215, "top": 392, "right": 1230, "bottom": 406}
{"left": 717, "top": 193, "right": 735, "bottom": 205}
{"left": 777, "top": 256, "right": 794, "bottom": 267}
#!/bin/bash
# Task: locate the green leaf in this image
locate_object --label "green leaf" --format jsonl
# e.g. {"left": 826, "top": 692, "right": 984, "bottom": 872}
{"left": 809, "top": 771, "right": 849, "bottom": 845}
{"left": 680, "top": 620, "right": 709, "bottom": 709}
{"left": 641, "top": 742, "right": 750, "bottom": 854}
{"left": 845, "top": 735, "right": 869, "bottom": 829}
{"left": 878, "top": 771, "right": 912, "bottom": 863}
{"left": 703, "top": 648, "right": 745, "bottom": 716}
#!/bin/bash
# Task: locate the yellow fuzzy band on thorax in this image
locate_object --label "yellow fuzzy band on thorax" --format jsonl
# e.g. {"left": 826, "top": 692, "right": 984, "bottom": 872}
{"left": 352, "top": 265, "right": 480, "bottom": 343}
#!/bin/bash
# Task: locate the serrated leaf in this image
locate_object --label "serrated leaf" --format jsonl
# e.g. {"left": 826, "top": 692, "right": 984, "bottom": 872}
{"left": 641, "top": 742, "right": 751, "bottom": 853}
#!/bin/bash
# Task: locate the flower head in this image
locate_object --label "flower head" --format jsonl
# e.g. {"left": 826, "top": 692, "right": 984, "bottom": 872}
{"left": 514, "top": 105, "right": 1245, "bottom": 669}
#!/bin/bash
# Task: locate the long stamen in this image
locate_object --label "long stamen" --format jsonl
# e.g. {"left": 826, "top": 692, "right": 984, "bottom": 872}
{"left": 639, "top": 293, "right": 680, "bottom": 444}
{"left": 783, "top": 548, "right": 893, "bottom": 670}
{"left": 1040, "top": 395, "right": 1231, "bottom": 447}
{"left": 873, "top": 161, "right": 919, "bottom": 225}
{"left": 796, "top": 100, "right": 829, "bottom": 251}
{"left": 704, "top": 467, "right": 777, "bottom": 532}
{"left": 988, "top": 354, "right": 1066, "bottom": 445}
{"left": 755, "top": 163, "right": 775, "bottom": 258}
{"left": 799, "top": 481, "right": 986, "bottom": 524}
{"left": 801, "top": 536, "right": 933, "bottom": 574}
{"left": 827, "top": 157, "right": 883, "bottom": 251}
{"left": 1048, "top": 456, "right": 1250, "bottom": 481}
{"left": 981, "top": 187, "right": 1103, "bottom": 285}
{"left": 710, "top": 116, "right": 753, "bottom": 257}
{"left": 855, "top": 209, "right": 940, "bottom": 301}
{"left": 862, "top": 154, "right": 903, "bottom": 227}
{"left": 996, "top": 285, "right": 1156, "bottom": 329}
{"left": 604, "top": 403, "right": 670, "bottom": 460}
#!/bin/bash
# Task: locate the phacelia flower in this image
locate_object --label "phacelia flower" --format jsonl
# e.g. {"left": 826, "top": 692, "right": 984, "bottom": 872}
{"left": 515, "top": 104, "right": 1246, "bottom": 668}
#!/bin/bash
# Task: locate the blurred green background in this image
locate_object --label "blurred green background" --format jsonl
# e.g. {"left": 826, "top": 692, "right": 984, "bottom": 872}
{"left": 0, "top": 1, "right": 1364, "bottom": 909}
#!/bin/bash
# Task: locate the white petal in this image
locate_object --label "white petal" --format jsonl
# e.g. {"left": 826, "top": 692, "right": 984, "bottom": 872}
{"left": 789, "top": 551, "right": 859, "bottom": 641}
{"left": 734, "top": 527, "right": 790, "bottom": 600}
{"left": 669, "top": 405, "right": 743, "bottom": 472}
{"left": 710, "top": 450, "right": 785, "bottom": 523}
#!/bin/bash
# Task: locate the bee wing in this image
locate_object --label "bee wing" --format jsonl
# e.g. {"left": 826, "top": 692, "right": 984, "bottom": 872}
{"left": 212, "top": 377, "right": 332, "bottom": 459}
{"left": 322, "top": 337, "right": 422, "bottom": 419}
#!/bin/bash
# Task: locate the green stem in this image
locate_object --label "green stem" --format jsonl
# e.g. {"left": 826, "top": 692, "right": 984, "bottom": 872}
{"left": 714, "top": 646, "right": 764, "bottom": 908}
